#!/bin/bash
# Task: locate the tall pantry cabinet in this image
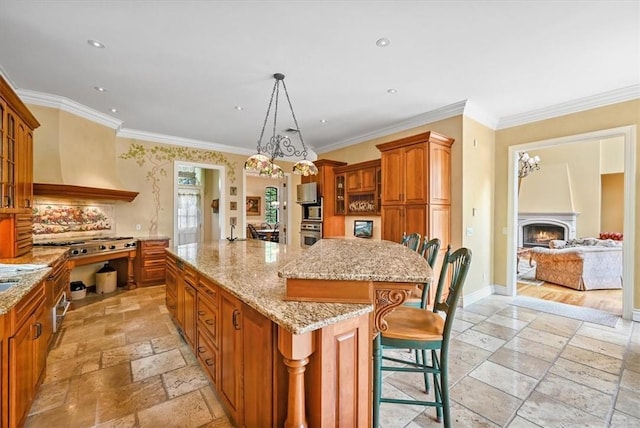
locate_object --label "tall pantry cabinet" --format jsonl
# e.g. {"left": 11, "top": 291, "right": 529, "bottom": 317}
{"left": 377, "top": 131, "right": 454, "bottom": 300}
{"left": 0, "top": 75, "right": 40, "bottom": 258}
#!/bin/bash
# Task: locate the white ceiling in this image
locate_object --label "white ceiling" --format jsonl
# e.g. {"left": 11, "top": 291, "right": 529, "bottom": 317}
{"left": 0, "top": 1, "right": 638, "bottom": 157}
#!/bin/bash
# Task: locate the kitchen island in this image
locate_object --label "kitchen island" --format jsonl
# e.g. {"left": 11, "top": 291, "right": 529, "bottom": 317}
{"left": 166, "top": 238, "right": 432, "bottom": 428}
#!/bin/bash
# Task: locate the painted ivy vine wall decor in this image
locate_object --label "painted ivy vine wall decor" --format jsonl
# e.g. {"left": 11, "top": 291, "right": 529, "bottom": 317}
{"left": 120, "top": 142, "right": 236, "bottom": 236}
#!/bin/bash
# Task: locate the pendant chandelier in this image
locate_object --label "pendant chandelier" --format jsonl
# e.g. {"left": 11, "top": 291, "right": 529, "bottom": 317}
{"left": 244, "top": 73, "right": 318, "bottom": 178}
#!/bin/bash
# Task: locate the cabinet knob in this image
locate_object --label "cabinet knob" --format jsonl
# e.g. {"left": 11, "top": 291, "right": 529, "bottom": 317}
{"left": 205, "top": 358, "right": 215, "bottom": 367}
{"left": 198, "top": 346, "right": 205, "bottom": 353}
{"left": 232, "top": 309, "right": 241, "bottom": 330}
{"left": 198, "top": 310, "right": 205, "bottom": 316}
{"left": 205, "top": 319, "right": 215, "bottom": 326}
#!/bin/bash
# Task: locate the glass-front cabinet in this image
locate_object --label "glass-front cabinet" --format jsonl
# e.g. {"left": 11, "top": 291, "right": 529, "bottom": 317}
{"left": 335, "top": 173, "right": 345, "bottom": 215}
{"left": 334, "top": 159, "right": 381, "bottom": 216}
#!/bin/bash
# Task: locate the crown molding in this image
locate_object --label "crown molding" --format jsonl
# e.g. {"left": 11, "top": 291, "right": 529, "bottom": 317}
{"left": 497, "top": 84, "right": 640, "bottom": 130}
{"left": 0, "top": 66, "right": 18, "bottom": 89}
{"left": 117, "top": 128, "right": 254, "bottom": 156}
{"left": 16, "top": 89, "right": 123, "bottom": 130}
{"left": 463, "top": 100, "right": 499, "bottom": 129}
{"left": 318, "top": 100, "right": 469, "bottom": 154}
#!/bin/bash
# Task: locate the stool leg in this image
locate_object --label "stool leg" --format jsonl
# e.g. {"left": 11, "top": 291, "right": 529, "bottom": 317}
{"left": 421, "top": 349, "right": 430, "bottom": 393}
{"left": 433, "top": 349, "right": 443, "bottom": 423}
{"left": 441, "top": 349, "right": 451, "bottom": 428}
{"left": 373, "top": 335, "right": 382, "bottom": 428}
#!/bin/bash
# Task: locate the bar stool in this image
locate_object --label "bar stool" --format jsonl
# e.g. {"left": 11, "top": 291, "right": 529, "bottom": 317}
{"left": 400, "top": 232, "right": 422, "bottom": 252}
{"left": 404, "top": 237, "right": 442, "bottom": 309}
{"left": 372, "top": 246, "right": 472, "bottom": 427}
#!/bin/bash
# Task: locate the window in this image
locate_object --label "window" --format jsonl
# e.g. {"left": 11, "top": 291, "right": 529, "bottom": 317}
{"left": 265, "top": 186, "right": 278, "bottom": 224}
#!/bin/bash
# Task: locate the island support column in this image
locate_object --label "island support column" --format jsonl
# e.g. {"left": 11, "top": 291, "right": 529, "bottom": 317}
{"left": 278, "top": 328, "right": 314, "bottom": 428}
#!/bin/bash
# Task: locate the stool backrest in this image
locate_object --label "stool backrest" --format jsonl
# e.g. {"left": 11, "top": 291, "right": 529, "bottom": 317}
{"left": 401, "top": 232, "right": 421, "bottom": 252}
{"left": 420, "top": 238, "right": 441, "bottom": 269}
{"left": 247, "top": 224, "right": 260, "bottom": 239}
{"left": 432, "top": 246, "right": 472, "bottom": 347}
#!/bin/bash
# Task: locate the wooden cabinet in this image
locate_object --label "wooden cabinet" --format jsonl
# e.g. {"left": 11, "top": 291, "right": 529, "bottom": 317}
{"left": 5, "top": 280, "right": 48, "bottom": 427}
{"left": 378, "top": 131, "right": 454, "bottom": 305}
{"left": 305, "top": 159, "right": 347, "bottom": 237}
{"left": 335, "top": 173, "right": 346, "bottom": 215}
{"left": 183, "top": 280, "right": 197, "bottom": 348}
{"left": 334, "top": 159, "right": 381, "bottom": 215}
{"left": 44, "top": 253, "right": 70, "bottom": 348}
{"left": 219, "top": 290, "right": 243, "bottom": 424}
{"left": 167, "top": 261, "right": 286, "bottom": 427}
{"left": 134, "top": 238, "right": 169, "bottom": 287}
{"left": 0, "top": 75, "right": 39, "bottom": 259}
{"left": 165, "top": 254, "right": 178, "bottom": 320}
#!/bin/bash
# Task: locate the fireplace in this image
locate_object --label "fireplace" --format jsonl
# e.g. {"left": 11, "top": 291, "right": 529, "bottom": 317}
{"left": 518, "top": 212, "right": 578, "bottom": 248}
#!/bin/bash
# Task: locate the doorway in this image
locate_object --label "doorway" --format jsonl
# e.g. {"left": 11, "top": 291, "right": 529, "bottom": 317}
{"left": 173, "top": 161, "right": 226, "bottom": 245}
{"left": 506, "top": 126, "right": 636, "bottom": 320}
{"left": 244, "top": 173, "right": 290, "bottom": 244}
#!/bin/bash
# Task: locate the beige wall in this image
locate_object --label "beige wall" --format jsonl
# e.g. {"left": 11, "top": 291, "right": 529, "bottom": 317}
{"left": 601, "top": 173, "right": 624, "bottom": 233}
{"left": 519, "top": 140, "right": 602, "bottom": 237}
{"left": 495, "top": 99, "right": 639, "bottom": 308}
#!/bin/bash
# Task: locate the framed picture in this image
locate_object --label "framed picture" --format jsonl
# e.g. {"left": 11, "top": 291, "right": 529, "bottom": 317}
{"left": 230, "top": 201, "right": 237, "bottom": 211}
{"left": 230, "top": 186, "right": 237, "bottom": 196}
{"left": 246, "top": 196, "right": 260, "bottom": 216}
{"left": 354, "top": 220, "right": 373, "bottom": 238}
{"left": 211, "top": 199, "right": 219, "bottom": 213}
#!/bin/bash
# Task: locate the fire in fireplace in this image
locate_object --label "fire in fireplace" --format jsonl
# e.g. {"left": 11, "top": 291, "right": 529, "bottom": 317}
{"left": 522, "top": 224, "right": 565, "bottom": 248}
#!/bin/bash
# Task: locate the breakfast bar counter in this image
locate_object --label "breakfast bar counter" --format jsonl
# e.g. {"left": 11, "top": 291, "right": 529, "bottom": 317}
{"left": 166, "top": 238, "right": 432, "bottom": 428}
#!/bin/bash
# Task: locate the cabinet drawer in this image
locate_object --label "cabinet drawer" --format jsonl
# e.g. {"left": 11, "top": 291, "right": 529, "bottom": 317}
{"left": 142, "top": 246, "right": 168, "bottom": 257}
{"left": 197, "top": 276, "right": 219, "bottom": 306}
{"left": 184, "top": 266, "right": 197, "bottom": 286}
{"left": 196, "top": 329, "right": 218, "bottom": 386}
{"left": 165, "top": 265, "right": 177, "bottom": 295}
{"left": 142, "top": 266, "right": 166, "bottom": 282}
{"left": 143, "top": 257, "right": 166, "bottom": 268}
{"left": 8, "top": 281, "right": 45, "bottom": 335}
{"left": 197, "top": 295, "right": 218, "bottom": 346}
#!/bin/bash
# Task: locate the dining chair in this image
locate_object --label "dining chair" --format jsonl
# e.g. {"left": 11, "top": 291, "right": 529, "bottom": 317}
{"left": 247, "top": 224, "right": 262, "bottom": 240}
{"left": 372, "top": 245, "right": 472, "bottom": 427}
{"left": 401, "top": 232, "right": 421, "bottom": 252}
{"left": 270, "top": 223, "right": 280, "bottom": 242}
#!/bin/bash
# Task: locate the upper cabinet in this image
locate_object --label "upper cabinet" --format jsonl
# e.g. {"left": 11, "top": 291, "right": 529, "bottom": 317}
{"left": 376, "top": 131, "right": 454, "bottom": 245}
{"left": 334, "top": 159, "right": 381, "bottom": 215}
{"left": 0, "top": 76, "right": 40, "bottom": 258}
{"left": 0, "top": 76, "right": 39, "bottom": 213}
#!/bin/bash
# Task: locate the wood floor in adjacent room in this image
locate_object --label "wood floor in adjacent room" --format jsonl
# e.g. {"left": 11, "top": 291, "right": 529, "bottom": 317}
{"left": 517, "top": 281, "right": 623, "bottom": 316}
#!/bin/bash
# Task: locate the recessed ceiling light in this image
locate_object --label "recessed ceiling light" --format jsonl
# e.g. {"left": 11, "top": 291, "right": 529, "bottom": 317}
{"left": 234, "top": 106, "right": 244, "bottom": 111}
{"left": 110, "top": 108, "right": 118, "bottom": 113}
{"left": 387, "top": 88, "right": 398, "bottom": 94}
{"left": 320, "top": 119, "right": 327, "bottom": 124}
{"left": 87, "top": 39, "right": 105, "bottom": 48}
{"left": 376, "top": 38, "right": 390, "bottom": 47}
{"left": 94, "top": 86, "right": 107, "bottom": 92}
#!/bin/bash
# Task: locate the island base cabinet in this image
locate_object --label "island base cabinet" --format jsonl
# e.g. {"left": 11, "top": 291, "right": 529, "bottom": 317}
{"left": 304, "top": 313, "right": 371, "bottom": 428}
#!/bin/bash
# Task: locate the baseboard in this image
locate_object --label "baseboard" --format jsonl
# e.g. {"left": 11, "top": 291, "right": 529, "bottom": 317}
{"left": 461, "top": 284, "right": 495, "bottom": 307}
{"left": 633, "top": 309, "right": 640, "bottom": 322}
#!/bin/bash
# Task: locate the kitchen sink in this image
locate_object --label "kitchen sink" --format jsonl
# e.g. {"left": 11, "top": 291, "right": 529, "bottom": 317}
{"left": 0, "top": 278, "right": 20, "bottom": 292}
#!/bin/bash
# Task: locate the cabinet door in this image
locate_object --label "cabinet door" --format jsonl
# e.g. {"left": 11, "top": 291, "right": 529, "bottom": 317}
{"left": 381, "top": 150, "right": 403, "bottom": 204}
{"left": 2, "top": 108, "right": 16, "bottom": 209}
{"left": 242, "top": 303, "right": 275, "bottom": 427}
{"left": 346, "top": 170, "right": 361, "bottom": 192}
{"left": 9, "top": 316, "right": 34, "bottom": 428}
{"left": 220, "top": 291, "right": 243, "bottom": 425}
{"left": 15, "top": 121, "right": 33, "bottom": 211}
{"left": 176, "top": 266, "right": 185, "bottom": 328}
{"left": 183, "top": 283, "right": 197, "bottom": 347}
{"left": 33, "top": 303, "right": 47, "bottom": 389}
{"left": 403, "top": 143, "right": 428, "bottom": 204}
{"left": 335, "top": 174, "right": 345, "bottom": 215}
{"left": 429, "top": 143, "right": 451, "bottom": 204}
{"left": 359, "top": 166, "right": 377, "bottom": 192}
{"left": 381, "top": 205, "right": 404, "bottom": 243}
{"left": 404, "top": 204, "right": 427, "bottom": 239}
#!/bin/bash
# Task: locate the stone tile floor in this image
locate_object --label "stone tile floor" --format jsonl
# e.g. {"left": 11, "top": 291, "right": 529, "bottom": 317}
{"left": 25, "top": 285, "right": 640, "bottom": 427}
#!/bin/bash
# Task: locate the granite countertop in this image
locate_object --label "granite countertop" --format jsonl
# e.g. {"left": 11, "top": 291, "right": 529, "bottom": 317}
{"left": 0, "top": 247, "right": 69, "bottom": 315}
{"left": 136, "top": 235, "right": 171, "bottom": 242}
{"left": 167, "top": 238, "right": 433, "bottom": 335}
{"left": 279, "top": 238, "right": 433, "bottom": 283}
{"left": 167, "top": 240, "right": 374, "bottom": 335}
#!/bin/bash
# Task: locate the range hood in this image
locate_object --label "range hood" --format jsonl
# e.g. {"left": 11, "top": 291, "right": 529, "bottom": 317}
{"left": 34, "top": 183, "right": 138, "bottom": 202}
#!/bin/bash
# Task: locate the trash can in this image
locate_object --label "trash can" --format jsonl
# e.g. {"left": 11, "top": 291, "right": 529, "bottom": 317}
{"left": 96, "top": 263, "right": 117, "bottom": 294}
{"left": 70, "top": 281, "right": 87, "bottom": 300}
